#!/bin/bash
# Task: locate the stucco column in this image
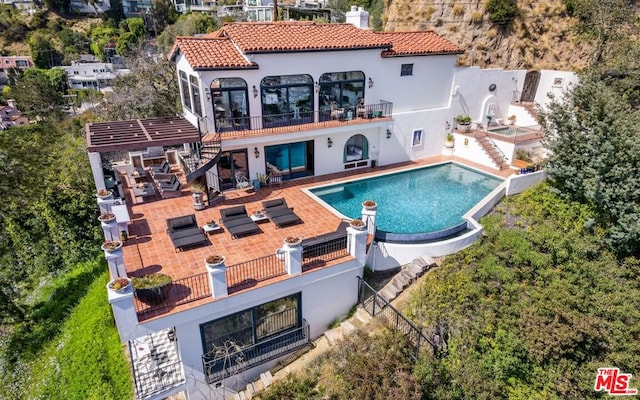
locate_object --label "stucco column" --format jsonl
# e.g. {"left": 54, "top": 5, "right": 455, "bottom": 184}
{"left": 89, "top": 151, "right": 105, "bottom": 191}
{"left": 283, "top": 243, "right": 302, "bottom": 276}
{"left": 108, "top": 286, "right": 138, "bottom": 343}
{"left": 361, "top": 207, "right": 377, "bottom": 236}
{"left": 347, "top": 227, "right": 368, "bottom": 266}
{"left": 104, "top": 247, "right": 126, "bottom": 278}
{"left": 101, "top": 218, "right": 119, "bottom": 241}
{"left": 206, "top": 259, "right": 228, "bottom": 299}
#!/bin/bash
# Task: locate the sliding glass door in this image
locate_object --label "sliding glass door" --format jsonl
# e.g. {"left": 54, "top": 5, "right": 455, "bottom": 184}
{"left": 265, "top": 141, "right": 314, "bottom": 180}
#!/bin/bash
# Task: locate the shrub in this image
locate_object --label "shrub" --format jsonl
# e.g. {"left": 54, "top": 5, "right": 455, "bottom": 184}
{"left": 485, "top": 0, "right": 520, "bottom": 26}
{"left": 452, "top": 5, "right": 465, "bottom": 17}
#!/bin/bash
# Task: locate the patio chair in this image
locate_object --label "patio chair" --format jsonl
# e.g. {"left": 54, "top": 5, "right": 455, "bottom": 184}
{"left": 166, "top": 214, "right": 208, "bottom": 251}
{"left": 268, "top": 170, "right": 283, "bottom": 189}
{"left": 149, "top": 160, "right": 171, "bottom": 177}
{"left": 157, "top": 175, "right": 182, "bottom": 198}
{"left": 219, "top": 205, "right": 260, "bottom": 238}
{"left": 235, "top": 171, "right": 251, "bottom": 189}
{"left": 261, "top": 198, "right": 302, "bottom": 228}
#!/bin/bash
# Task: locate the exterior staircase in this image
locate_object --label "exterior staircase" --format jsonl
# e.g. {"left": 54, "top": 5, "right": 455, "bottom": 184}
{"left": 181, "top": 133, "right": 222, "bottom": 183}
{"left": 226, "top": 256, "right": 438, "bottom": 399}
{"left": 475, "top": 133, "right": 508, "bottom": 170}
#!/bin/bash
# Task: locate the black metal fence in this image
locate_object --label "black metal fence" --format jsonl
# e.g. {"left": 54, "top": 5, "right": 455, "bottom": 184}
{"left": 227, "top": 253, "right": 287, "bottom": 294}
{"left": 216, "top": 101, "right": 394, "bottom": 137}
{"left": 357, "top": 277, "right": 434, "bottom": 358}
{"left": 302, "top": 236, "right": 350, "bottom": 271}
{"left": 202, "top": 320, "right": 310, "bottom": 384}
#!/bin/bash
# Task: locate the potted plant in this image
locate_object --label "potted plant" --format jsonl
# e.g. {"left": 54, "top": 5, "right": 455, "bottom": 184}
{"left": 283, "top": 235, "right": 302, "bottom": 247}
{"left": 507, "top": 115, "right": 516, "bottom": 125}
{"left": 445, "top": 133, "right": 455, "bottom": 148}
{"left": 107, "top": 277, "right": 131, "bottom": 294}
{"left": 362, "top": 200, "right": 377, "bottom": 210}
{"left": 205, "top": 254, "right": 225, "bottom": 267}
{"left": 205, "top": 220, "right": 218, "bottom": 229}
{"left": 132, "top": 273, "right": 172, "bottom": 305}
{"left": 188, "top": 183, "right": 206, "bottom": 211}
{"left": 98, "top": 212, "right": 116, "bottom": 223}
{"left": 101, "top": 240, "right": 122, "bottom": 253}
{"left": 349, "top": 218, "right": 366, "bottom": 230}
{"left": 256, "top": 173, "right": 269, "bottom": 188}
{"left": 455, "top": 114, "right": 472, "bottom": 132}
{"left": 96, "top": 189, "right": 112, "bottom": 199}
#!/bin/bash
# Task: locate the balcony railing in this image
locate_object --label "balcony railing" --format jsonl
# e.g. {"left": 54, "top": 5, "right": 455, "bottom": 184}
{"left": 133, "top": 272, "right": 211, "bottom": 316}
{"left": 302, "top": 236, "right": 350, "bottom": 272}
{"left": 215, "top": 101, "right": 393, "bottom": 138}
{"left": 227, "top": 253, "right": 287, "bottom": 294}
{"left": 202, "top": 319, "right": 310, "bottom": 384}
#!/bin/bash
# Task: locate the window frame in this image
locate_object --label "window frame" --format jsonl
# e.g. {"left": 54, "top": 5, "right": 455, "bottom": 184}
{"left": 179, "top": 70, "right": 192, "bottom": 111}
{"left": 190, "top": 75, "right": 202, "bottom": 116}
{"left": 400, "top": 63, "right": 414, "bottom": 76}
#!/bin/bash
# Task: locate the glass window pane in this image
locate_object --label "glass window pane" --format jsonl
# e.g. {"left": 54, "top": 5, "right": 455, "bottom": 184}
{"left": 179, "top": 71, "right": 191, "bottom": 110}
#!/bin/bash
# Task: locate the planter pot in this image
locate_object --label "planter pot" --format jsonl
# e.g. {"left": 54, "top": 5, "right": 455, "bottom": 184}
{"left": 445, "top": 141, "right": 455, "bottom": 148}
{"left": 96, "top": 190, "right": 113, "bottom": 200}
{"left": 135, "top": 282, "right": 172, "bottom": 305}
{"left": 101, "top": 241, "right": 122, "bottom": 253}
{"left": 349, "top": 221, "right": 367, "bottom": 231}
{"left": 107, "top": 278, "right": 131, "bottom": 294}
{"left": 205, "top": 255, "right": 225, "bottom": 268}
{"left": 374, "top": 110, "right": 383, "bottom": 118}
{"left": 457, "top": 123, "right": 471, "bottom": 133}
{"left": 362, "top": 201, "right": 377, "bottom": 211}
{"left": 98, "top": 214, "right": 116, "bottom": 223}
{"left": 283, "top": 237, "right": 302, "bottom": 247}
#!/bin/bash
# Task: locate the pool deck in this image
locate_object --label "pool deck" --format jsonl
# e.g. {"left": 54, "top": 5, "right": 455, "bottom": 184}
{"left": 117, "top": 155, "right": 514, "bottom": 320}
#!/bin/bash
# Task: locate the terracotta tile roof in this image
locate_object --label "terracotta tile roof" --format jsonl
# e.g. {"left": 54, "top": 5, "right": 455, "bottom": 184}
{"left": 169, "top": 36, "right": 257, "bottom": 70}
{"left": 376, "top": 31, "right": 464, "bottom": 56}
{"left": 208, "top": 21, "right": 392, "bottom": 53}
{"left": 170, "top": 23, "right": 462, "bottom": 69}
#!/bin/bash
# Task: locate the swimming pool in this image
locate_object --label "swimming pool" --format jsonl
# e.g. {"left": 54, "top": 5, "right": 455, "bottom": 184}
{"left": 309, "top": 163, "right": 503, "bottom": 235}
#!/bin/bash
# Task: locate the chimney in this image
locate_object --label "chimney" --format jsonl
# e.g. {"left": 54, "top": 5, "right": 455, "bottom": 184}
{"left": 346, "top": 6, "right": 369, "bottom": 29}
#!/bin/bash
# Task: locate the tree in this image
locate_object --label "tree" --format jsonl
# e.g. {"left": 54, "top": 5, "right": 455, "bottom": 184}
{"left": 156, "top": 13, "right": 219, "bottom": 52}
{"left": 539, "top": 74, "right": 640, "bottom": 256}
{"left": 89, "top": 22, "right": 118, "bottom": 61}
{"left": 11, "top": 69, "right": 66, "bottom": 121}
{"left": 98, "top": 48, "right": 180, "bottom": 120}
{"left": 28, "top": 32, "right": 60, "bottom": 69}
{"left": 151, "top": 0, "right": 179, "bottom": 33}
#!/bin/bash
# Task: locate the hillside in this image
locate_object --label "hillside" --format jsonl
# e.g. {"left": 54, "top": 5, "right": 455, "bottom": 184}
{"left": 383, "top": 0, "right": 592, "bottom": 70}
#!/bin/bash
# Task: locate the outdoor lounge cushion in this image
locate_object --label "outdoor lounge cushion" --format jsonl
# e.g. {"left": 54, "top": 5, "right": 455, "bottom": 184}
{"left": 302, "top": 221, "right": 348, "bottom": 258}
{"left": 220, "top": 205, "right": 260, "bottom": 238}
{"left": 261, "top": 198, "right": 302, "bottom": 228}
{"left": 166, "top": 214, "right": 207, "bottom": 250}
{"left": 150, "top": 160, "right": 171, "bottom": 176}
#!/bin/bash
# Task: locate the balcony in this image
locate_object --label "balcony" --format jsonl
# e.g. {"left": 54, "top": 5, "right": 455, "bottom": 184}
{"left": 202, "top": 319, "right": 311, "bottom": 384}
{"left": 212, "top": 101, "right": 393, "bottom": 140}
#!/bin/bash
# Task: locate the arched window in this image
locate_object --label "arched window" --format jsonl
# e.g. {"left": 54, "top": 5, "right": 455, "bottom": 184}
{"left": 319, "top": 71, "right": 365, "bottom": 121}
{"left": 211, "top": 78, "right": 249, "bottom": 131}
{"left": 261, "top": 74, "right": 313, "bottom": 127}
{"left": 344, "top": 134, "right": 368, "bottom": 163}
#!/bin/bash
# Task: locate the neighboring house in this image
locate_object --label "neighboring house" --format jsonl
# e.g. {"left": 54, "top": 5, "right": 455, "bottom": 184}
{"left": 87, "top": 15, "right": 576, "bottom": 400}
{"left": 0, "top": 55, "right": 34, "bottom": 86}
{"left": 0, "top": 100, "right": 28, "bottom": 129}
{"left": 70, "top": 0, "right": 111, "bottom": 14}
{"left": 122, "top": 0, "right": 152, "bottom": 16}
{"left": 173, "top": 0, "right": 217, "bottom": 14}
{"left": 61, "top": 61, "right": 130, "bottom": 91}
{"left": 0, "top": 0, "right": 37, "bottom": 14}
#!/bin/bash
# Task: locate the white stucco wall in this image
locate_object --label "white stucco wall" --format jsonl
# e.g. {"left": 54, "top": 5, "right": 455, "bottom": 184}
{"left": 535, "top": 70, "right": 579, "bottom": 109}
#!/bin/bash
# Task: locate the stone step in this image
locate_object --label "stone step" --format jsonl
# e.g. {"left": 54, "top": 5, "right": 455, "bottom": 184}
{"left": 354, "top": 308, "right": 372, "bottom": 325}
{"left": 324, "top": 327, "right": 343, "bottom": 346}
{"left": 380, "top": 286, "right": 397, "bottom": 301}
{"left": 340, "top": 320, "right": 356, "bottom": 335}
{"left": 260, "top": 371, "right": 273, "bottom": 388}
{"left": 245, "top": 382, "right": 255, "bottom": 399}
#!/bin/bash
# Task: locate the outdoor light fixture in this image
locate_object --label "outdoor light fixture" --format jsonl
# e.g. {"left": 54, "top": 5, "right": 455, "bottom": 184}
{"left": 252, "top": 85, "right": 258, "bottom": 98}
{"left": 314, "top": 81, "right": 320, "bottom": 93}
{"left": 205, "top": 88, "right": 211, "bottom": 100}
{"left": 445, "top": 121, "right": 451, "bottom": 132}
{"left": 386, "top": 129, "right": 392, "bottom": 139}
{"left": 254, "top": 147, "right": 260, "bottom": 158}
{"left": 327, "top": 138, "right": 333, "bottom": 148}
{"left": 368, "top": 77, "right": 374, "bottom": 88}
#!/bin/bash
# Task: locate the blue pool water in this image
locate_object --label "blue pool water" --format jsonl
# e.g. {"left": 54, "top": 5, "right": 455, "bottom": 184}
{"left": 309, "top": 163, "right": 503, "bottom": 234}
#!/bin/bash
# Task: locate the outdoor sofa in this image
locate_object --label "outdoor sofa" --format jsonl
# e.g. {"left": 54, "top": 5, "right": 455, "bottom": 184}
{"left": 301, "top": 220, "right": 349, "bottom": 258}
{"left": 166, "top": 214, "right": 208, "bottom": 251}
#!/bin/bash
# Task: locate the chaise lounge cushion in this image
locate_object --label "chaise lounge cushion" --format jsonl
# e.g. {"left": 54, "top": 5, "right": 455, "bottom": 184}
{"left": 166, "top": 214, "right": 207, "bottom": 250}
{"left": 261, "top": 198, "right": 302, "bottom": 228}
{"left": 220, "top": 205, "right": 260, "bottom": 238}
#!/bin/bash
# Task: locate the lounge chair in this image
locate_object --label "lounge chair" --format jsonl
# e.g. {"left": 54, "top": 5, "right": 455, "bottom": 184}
{"left": 166, "top": 214, "right": 208, "bottom": 251}
{"left": 150, "top": 160, "right": 171, "bottom": 177}
{"left": 261, "top": 198, "right": 302, "bottom": 228}
{"left": 157, "top": 175, "right": 182, "bottom": 198}
{"left": 219, "top": 205, "right": 260, "bottom": 238}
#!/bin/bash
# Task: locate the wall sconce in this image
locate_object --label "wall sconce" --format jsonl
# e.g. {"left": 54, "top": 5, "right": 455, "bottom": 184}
{"left": 445, "top": 121, "right": 451, "bottom": 132}
{"left": 254, "top": 147, "right": 260, "bottom": 158}
{"left": 327, "top": 138, "right": 333, "bottom": 148}
{"left": 368, "top": 77, "right": 374, "bottom": 88}
{"left": 386, "top": 129, "right": 392, "bottom": 139}
{"left": 205, "top": 87, "right": 211, "bottom": 101}
{"left": 252, "top": 85, "right": 258, "bottom": 98}
{"left": 314, "top": 81, "right": 319, "bottom": 93}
